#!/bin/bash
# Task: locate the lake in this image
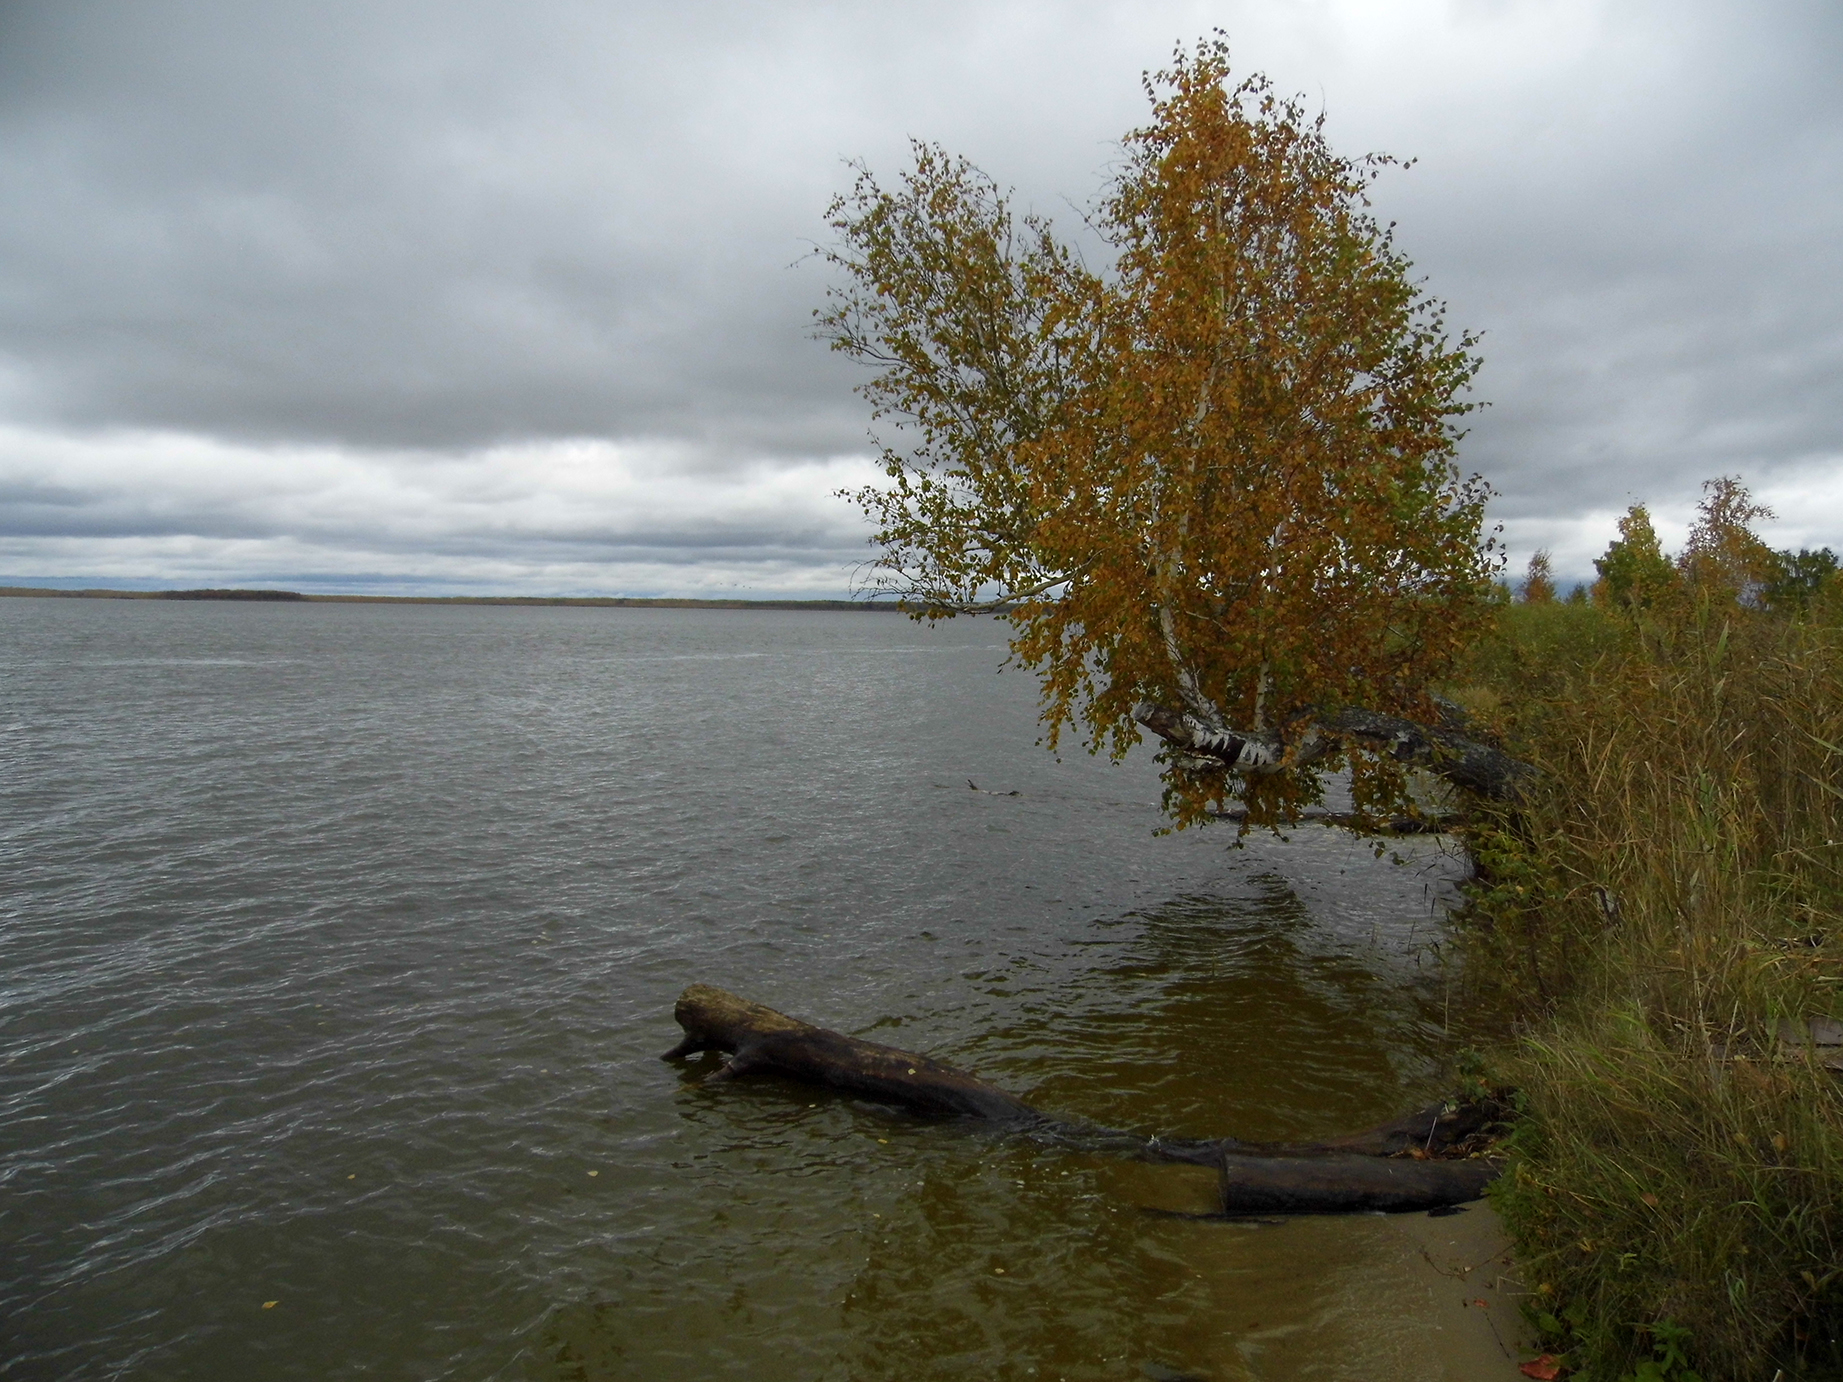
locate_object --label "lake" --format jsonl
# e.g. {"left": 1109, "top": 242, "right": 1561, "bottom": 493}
{"left": 0, "top": 597, "right": 1519, "bottom": 1380}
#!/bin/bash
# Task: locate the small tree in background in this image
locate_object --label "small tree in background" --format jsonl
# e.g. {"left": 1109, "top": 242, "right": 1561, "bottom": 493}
{"left": 1520, "top": 549, "right": 1556, "bottom": 604}
{"left": 1763, "top": 546, "right": 1839, "bottom": 616}
{"left": 1593, "top": 505, "right": 1678, "bottom": 612}
{"left": 1591, "top": 480, "right": 1796, "bottom": 619}
{"left": 1678, "top": 475, "right": 1776, "bottom": 604}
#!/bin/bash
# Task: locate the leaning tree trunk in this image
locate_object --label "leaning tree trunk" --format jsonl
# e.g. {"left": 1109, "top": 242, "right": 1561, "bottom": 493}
{"left": 1133, "top": 700, "right": 1535, "bottom": 803}
{"left": 664, "top": 985, "right": 1504, "bottom": 1215}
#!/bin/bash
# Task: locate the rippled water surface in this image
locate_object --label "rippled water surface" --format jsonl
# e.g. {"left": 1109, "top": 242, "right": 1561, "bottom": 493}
{"left": 1, "top": 599, "right": 1482, "bottom": 1380}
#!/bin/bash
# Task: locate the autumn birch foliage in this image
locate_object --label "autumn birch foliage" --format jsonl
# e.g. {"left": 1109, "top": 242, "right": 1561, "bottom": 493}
{"left": 821, "top": 40, "right": 1498, "bottom": 825}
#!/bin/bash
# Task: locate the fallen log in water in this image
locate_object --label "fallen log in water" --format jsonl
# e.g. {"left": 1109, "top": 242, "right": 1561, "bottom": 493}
{"left": 663, "top": 985, "right": 1504, "bottom": 1214}
{"left": 664, "top": 983, "right": 1041, "bottom": 1121}
{"left": 1166, "top": 1092, "right": 1508, "bottom": 1160}
{"left": 1211, "top": 1152, "right": 1498, "bottom": 1215}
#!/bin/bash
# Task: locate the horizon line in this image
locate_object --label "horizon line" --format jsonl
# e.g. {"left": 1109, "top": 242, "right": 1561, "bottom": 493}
{"left": 0, "top": 584, "right": 912, "bottom": 612}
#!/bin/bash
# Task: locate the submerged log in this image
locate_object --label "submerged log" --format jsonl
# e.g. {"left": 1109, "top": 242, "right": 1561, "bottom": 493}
{"left": 664, "top": 983, "right": 1041, "bottom": 1121}
{"left": 1209, "top": 1152, "right": 1498, "bottom": 1215}
{"left": 1147, "top": 1097, "right": 1507, "bottom": 1214}
{"left": 664, "top": 985, "right": 1503, "bottom": 1214}
{"left": 1281, "top": 1093, "right": 1507, "bottom": 1157}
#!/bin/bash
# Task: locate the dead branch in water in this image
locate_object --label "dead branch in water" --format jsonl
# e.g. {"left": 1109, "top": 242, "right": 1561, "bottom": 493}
{"left": 664, "top": 985, "right": 1506, "bottom": 1214}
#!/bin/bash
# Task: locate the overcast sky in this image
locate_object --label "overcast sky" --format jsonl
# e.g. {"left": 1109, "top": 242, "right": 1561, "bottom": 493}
{"left": 1, "top": 0, "right": 1838, "bottom": 595}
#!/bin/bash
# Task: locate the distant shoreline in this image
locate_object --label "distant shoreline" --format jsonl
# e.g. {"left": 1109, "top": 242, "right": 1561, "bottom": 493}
{"left": 0, "top": 585, "right": 907, "bottom": 611}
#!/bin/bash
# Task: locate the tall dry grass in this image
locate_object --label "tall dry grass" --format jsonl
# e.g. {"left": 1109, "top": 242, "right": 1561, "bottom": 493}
{"left": 1453, "top": 595, "right": 1843, "bottom": 1380}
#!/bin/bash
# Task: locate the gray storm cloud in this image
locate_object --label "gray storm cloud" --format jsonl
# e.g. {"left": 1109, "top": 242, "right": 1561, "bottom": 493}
{"left": 0, "top": 0, "right": 1839, "bottom": 593}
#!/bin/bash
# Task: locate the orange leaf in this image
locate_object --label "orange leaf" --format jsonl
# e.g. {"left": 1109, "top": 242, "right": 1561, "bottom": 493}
{"left": 1518, "top": 1356, "right": 1561, "bottom": 1381}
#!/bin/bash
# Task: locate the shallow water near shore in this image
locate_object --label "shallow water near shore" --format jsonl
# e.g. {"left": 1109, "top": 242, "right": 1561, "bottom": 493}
{"left": 1, "top": 598, "right": 1520, "bottom": 1380}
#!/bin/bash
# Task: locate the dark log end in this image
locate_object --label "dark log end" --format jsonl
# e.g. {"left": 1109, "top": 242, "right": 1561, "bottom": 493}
{"left": 672, "top": 983, "right": 809, "bottom": 1052}
{"left": 1315, "top": 1095, "right": 1514, "bottom": 1157}
{"left": 664, "top": 985, "right": 1040, "bottom": 1122}
{"left": 1217, "top": 1152, "right": 1500, "bottom": 1215}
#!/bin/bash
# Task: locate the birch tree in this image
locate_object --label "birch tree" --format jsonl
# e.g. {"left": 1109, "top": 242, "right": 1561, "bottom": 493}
{"left": 819, "top": 40, "right": 1512, "bottom": 826}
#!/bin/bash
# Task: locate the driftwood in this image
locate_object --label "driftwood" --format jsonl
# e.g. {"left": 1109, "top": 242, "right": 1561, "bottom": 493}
{"left": 1144, "top": 1097, "right": 1505, "bottom": 1214}
{"left": 665, "top": 984, "right": 1504, "bottom": 1214}
{"left": 665, "top": 984, "right": 1039, "bottom": 1121}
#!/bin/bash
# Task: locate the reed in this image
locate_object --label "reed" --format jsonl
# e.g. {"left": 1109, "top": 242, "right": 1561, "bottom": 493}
{"left": 1452, "top": 589, "right": 1843, "bottom": 1380}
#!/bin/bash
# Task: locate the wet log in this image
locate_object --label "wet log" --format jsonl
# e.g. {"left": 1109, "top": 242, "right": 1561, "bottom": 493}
{"left": 663, "top": 983, "right": 1041, "bottom": 1121}
{"left": 1141, "top": 1094, "right": 1506, "bottom": 1164}
{"left": 1209, "top": 1151, "right": 1498, "bottom": 1215}
{"left": 1143, "top": 1096, "right": 1507, "bottom": 1212}
{"left": 663, "top": 985, "right": 1503, "bottom": 1214}
{"left": 1278, "top": 1093, "right": 1507, "bottom": 1157}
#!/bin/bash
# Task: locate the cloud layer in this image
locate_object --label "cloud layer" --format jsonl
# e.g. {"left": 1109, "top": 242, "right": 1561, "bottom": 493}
{"left": 2, "top": 0, "right": 1839, "bottom": 592}
{"left": 0, "top": 426, "right": 880, "bottom": 593}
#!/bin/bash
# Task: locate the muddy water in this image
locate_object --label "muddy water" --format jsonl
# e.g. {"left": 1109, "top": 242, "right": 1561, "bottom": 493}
{"left": 0, "top": 598, "right": 1522, "bottom": 1380}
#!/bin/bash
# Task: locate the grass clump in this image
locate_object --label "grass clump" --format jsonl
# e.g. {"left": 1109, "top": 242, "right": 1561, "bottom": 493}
{"left": 1452, "top": 490, "right": 1843, "bottom": 1380}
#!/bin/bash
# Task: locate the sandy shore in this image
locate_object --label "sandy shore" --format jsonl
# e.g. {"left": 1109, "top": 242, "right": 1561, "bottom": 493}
{"left": 1114, "top": 1158, "right": 1533, "bottom": 1379}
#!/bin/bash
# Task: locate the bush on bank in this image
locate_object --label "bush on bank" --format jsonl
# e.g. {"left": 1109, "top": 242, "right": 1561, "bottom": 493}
{"left": 1452, "top": 502, "right": 1843, "bottom": 1381}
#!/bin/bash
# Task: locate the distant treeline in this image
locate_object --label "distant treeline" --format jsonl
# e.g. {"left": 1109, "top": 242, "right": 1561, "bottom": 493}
{"left": 165, "top": 589, "right": 305, "bottom": 601}
{"left": 0, "top": 586, "right": 907, "bottom": 611}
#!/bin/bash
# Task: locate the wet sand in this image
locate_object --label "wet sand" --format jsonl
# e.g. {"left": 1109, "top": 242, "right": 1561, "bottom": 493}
{"left": 1120, "top": 1160, "right": 1532, "bottom": 1379}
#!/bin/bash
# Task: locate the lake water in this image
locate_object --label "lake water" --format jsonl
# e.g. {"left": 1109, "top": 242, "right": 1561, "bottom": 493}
{"left": 1, "top": 598, "right": 1503, "bottom": 1381}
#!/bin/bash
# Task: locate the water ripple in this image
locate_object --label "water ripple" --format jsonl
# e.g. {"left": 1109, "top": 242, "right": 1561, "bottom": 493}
{"left": 1, "top": 599, "right": 1469, "bottom": 1381}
